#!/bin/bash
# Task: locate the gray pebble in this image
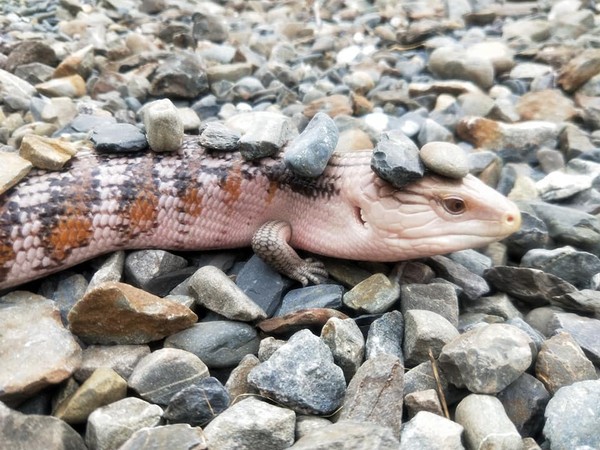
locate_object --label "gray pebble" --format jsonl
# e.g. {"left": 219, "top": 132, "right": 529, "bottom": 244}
{"left": 365, "top": 310, "right": 404, "bottom": 360}
{"left": 198, "top": 122, "right": 240, "bottom": 151}
{"left": 164, "top": 377, "right": 230, "bottom": 427}
{"left": 403, "top": 310, "right": 459, "bottom": 367}
{"left": 417, "top": 119, "right": 453, "bottom": 146}
{"left": 343, "top": 273, "right": 400, "bottom": 314}
{"left": 124, "top": 249, "right": 188, "bottom": 292}
{"left": 399, "top": 411, "right": 464, "bottom": 450}
{"left": 236, "top": 254, "right": 287, "bottom": 317}
{"left": 291, "top": 421, "right": 400, "bottom": 450}
{"left": 320, "top": 317, "right": 365, "bottom": 382}
{"left": 90, "top": 123, "right": 148, "bottom": 153}
{"left": 400, "top": 283, "right": 459, "bottom": 327}
{"left": 277, "top": 284, "right": 344, "bottom": 317}
{"left": 75, "top": 344, "right": 150, "bottom": 383}
{"left": 370, "top": 130, "right": 424, "bottom": 189}
{"left": 119, "top": 424, "right": 207, "bottom": 450}
{"left": 547, "top": 312, "right": 600, "bottom": 364}
{"left": 427, "top": 255, "right": 489, "bottom": 301}
{"left": 420, "top": 141, "right": 469, "bottom": 179}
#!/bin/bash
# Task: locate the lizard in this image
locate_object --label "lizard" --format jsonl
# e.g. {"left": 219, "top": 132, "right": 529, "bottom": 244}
{"left": 0, "top": 135, "right": 521, "bottom": 290}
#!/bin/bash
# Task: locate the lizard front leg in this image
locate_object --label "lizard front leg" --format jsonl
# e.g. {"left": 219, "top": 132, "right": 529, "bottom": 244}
{"left": 251, "top": 220, "right": 328, "bottom": 286}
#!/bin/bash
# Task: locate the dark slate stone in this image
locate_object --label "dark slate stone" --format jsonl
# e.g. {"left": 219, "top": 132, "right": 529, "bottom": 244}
{"left": 90, "top": 123, "right": 148, "bottom": 153}
{"left": 370, "top": 130, "right": 424, "bottom": 189}
{"left": 191, "top": 95, "right": 220, "bottom": 121}
{"left": 543, "top": 380, "right": 600, "bottom": 450}
{"left": 484, "top": 266, "right": 577, "bottom": 307}
{"left": 276, "top": 284, "right": 344, "bottom": 317}
{"left": 365, "top": 310, "right": 404, "bottom": 360}
{"left": 426, "top": 256, "right": 489, "bottom": 301}
{"left": 521, "top": 246, "right": 600, "bottom": 289}
{"left": 164, "top": 321, "right": 260, "bottom": 369}
{"left": 149, "top": 54, "right": 209, "bottom": 99}
{"left": 497, "top": 373, "right": 550, "bottom": 438}
{"left": 550, "top": 289, "right": 600, "bottom": 317}
{"left": 67, "top": 114, "right": 117, "bottom": 134}
{"left": 247, "top": 329, "right": 346, "bottom": 415}
{"left": 198, "top": 122, "right": 240, "bottom": 151}
{"left": 164, "top": 377, "right": 230, "bottom": 426}
{"left": 504, "top": 209, "right": 550, "bottom": 258}
{"left": 124, "top": 250, "right": 189, "bottom": 293}
{"left": 448, "top": 250, "right": 492, "bottom": 278}
{"left": 236, "top": 255, "right": 288, "bottom": 317}
{"left": 548, "top": 312, "right": 600, "bottom": 364}
{"left": 284, "top": 112, "right": 339, "bottom": 177}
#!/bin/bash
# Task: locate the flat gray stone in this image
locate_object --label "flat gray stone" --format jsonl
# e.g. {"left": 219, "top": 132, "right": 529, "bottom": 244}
{"left": 399, "top": 411, "right": 464, "bottom": 450}
{"left": 400, "top": 283, "right": 459, "bottom": 327}
{"left": 403, "top": 310, "right": 459, "bottom": 367}
{"left": 291, "top": 421, "right": 400, "bottom": 449}
{"left": 198, "top": 121, "right": 240, "bottom": 151}
{"left": 277, "top": 284, "right": 344, "bottom": 317}
{"left": 119, "top": 424, "right": 207, "bottom": 450}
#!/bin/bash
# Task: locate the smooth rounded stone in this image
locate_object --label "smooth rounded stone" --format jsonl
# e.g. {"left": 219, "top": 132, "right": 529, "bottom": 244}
{"left": 284, "top": 112, "right": 339, "bottom": 178}
{"left": 142, "top": 99, "right": 184, "bottom": 152}
{"left": 456, "top": 117, "right": 559, "bottom": 162}
{"left": 164, "top": 321, "right": 260, "bottom": 369}
{"left": 503, "top": 18, "right": 551, "bottom": 42}
{"left": 87, "top": 251, "right": 125, "bottom": 291}
{"left": 536, "top": 331, "right": 597, "bottom": 395}
{"left": 295, "top": 415, "right": 331, "bottom": 440}
{"left": 343, "top": 273, "right": 401, "bottom": 314}
{"left": 370, "top": 130, "right": 424, "bottom": 189}
{"left": 557, "top": 49, "right": 600, "bottom": 93}
{"left": 396, "top": 111, "right": 425, "bottom": 137}
{"left": 400, "top": 283, "right": 459, "bottom": 327}
{"left": 428, "top": 46, "right": 494, "bottom": 89}
{"left": 68, "top": 281, "right": 197, "bottom": 345}
{"left": 0, "top": 292, "right": 81, "bottom": 404}
{"left": 462, "top": 293, "right": 523, "bottom": 321}
{"left": 277, "top": 284, "right": 344, "bottom": 317}
{"left": 54, "top": 367, "right": 127, "bottom": 424}
{"left": 517, "top": 89, "right": 577, "bottom": 123}
{"left": 526, "top": 202, "right": 600, "bottom": 255}
{"left": 467, "top": 40, "right": 515, "bottom": 74}
{"left": 547, "top": 312, "right": 600, "bottom": 364}
{"left": 521, "top": 246, "right": 600, "bottom": 289}
{"left": 291, "top": 421, "right": 400, "bottom": 449}
{"left": 128, "top": 348, "right": 209, "bottom": 405}
{"left": 149, "top": 54, "right": 208, "bottom": 99}
{"left": 198, "top": 121, "right": 240, "bottom": 151}
{"left": 335, "top": 128, "right": 373, "bottom": 151}
{"left": 403, "top": 310, "right": 459, "bottom": 367}
{"left": 124, "top": 249, "right": 188, "bottom": 292}
{"left": 188, "top": 266, "right": 267, "bottom": 321}
{"left": 119, "top": 424, "right": 207, "bottom": 450}
{"left": 404, "top": 389, "right": 443, "bottom": 418}
{"left": 224, "top": 354, "right": 260, "bottom": 403}
{"left": 164, "top": 377, "right": 230, "bottom": 426}
{"left": 543, "top": 380, "right": 600, "bottom": 450}
{"left": 206, "top": 62, "right": 253, "bottom": 84}
{"left": 74, "top": 345, "right": 150, "bottom": 382}
{"left": 419, "top": 142, "right": 469, "bottom": 179}
{"left": 303, "top": 94, "right": 353, "bottom": 118}
{"left": 550, "top": 290, "right": 600, "bottom": 318}
{"left": 0, "top": 151, "right": 32, "bottom": 195}
{"left": 365, "top": 310, "right": 404, "bottom": 360}
{"left": 248, "top": 329, "right": 345, "bottom": 415}
{"left": 204, "top": 397, "right": 295, "bottom": 449}
{"left": 90, "top": 123, "right": 148, "bottom": 153}
{"left": 448, "top": 249, "right": 492, "bottom": 277}
{"left": 86, "top": 397, "right": 163, "bottom": 450}
{"left": 427, "top": 255, "right": 489, "bottom": 301}
{"left": 497, "top": 373, "right": 550, "bottom": 438}
{"left": 417, "top": 118, "right": 453, "bottom": 146}
{"left": 484, "top": 266, "right": 577, "bottom": 307}
{"left": 399, "top": 411, "right": 464, "bottom": 450}
{"left": 258, "top": 337, "right": 286, "bottom": 361}
{"left": 235, "top": 254, "right": 287, "bottom": 317}
{"left": 456, "top": 92, "right": 494, "bottom": 118}
{"left": 338, "top": 354, "right": 404, "bottom": 436}
{"left": 226, "top": 112, "right": 297, "bottom": 160}
{"left": 455, "top": 394, "right": 522, "bottom": 450}
{"left": 505, "top": 318, "right": 545, "bottom": 353}
{"left": 258, "top": 308, "right": 349, "bottom": 335}
{"left": 439, "top": 324, "right": 533, "bottom": 394}
{"left": 535, "top": 171, "right": 593, "bottom": 202}
{"left": 0, "top": 401, "right": 86, "bottom": 450}
{"left": 320, "top": 317, "right": 365, "bottom": 381}
{"left": 19, "top": 135, "right": 77, "bottom": 170}
{"left": 35, "top": 75, "right": 86, "bottom": 98}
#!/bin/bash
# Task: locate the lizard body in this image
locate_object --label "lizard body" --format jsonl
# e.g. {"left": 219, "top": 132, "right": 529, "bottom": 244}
{"left": 0, "top": 136, "right": 521, "bottom": 289}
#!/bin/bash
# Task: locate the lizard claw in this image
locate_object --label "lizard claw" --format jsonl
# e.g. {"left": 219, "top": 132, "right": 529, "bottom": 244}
{"left": 288, "top": 258, "right": 328, "bottom": 286}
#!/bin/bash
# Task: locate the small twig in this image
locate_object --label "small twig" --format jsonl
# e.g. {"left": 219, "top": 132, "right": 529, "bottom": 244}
{"left": 428, "top": 348, "right": 450, "bottom": 419}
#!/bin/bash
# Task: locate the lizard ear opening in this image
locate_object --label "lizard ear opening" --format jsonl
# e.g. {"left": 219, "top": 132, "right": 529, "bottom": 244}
{"left": 354, "top": 206, "right": 367, "bottom": 227}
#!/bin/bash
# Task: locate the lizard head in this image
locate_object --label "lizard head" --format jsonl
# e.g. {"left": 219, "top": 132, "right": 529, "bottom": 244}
{"left": 348, "top": 173, "right": 521, "bottom": 260}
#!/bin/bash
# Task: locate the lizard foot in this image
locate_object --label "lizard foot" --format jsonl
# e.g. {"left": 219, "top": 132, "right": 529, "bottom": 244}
{"left": 285, "top": 257, "right": 328, "bottom": 286}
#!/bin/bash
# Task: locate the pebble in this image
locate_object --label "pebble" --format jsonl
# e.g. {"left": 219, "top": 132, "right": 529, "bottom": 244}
{"left": 399, "top": 411, "right": 464, "bottom": 450}
{"left": 231, "top": 112, "right": 297, "bottom": 160}
{"left": 365, "top": 310, "right": 404, "bottom": 360}
{"left": 404, "top": 389, "right": 444, "bottom": 419}
{"left": 74, "top": 344, "right": 150, "bottom": 382}
{"left": 143, "top": 98, "right": 184, "bottom": 152}
{"left": 428, "top": 46, "right": 495, "bottom": 89}
{"left": 198, "top": 121, "right": 240, "bottom": 151}
{"left": 36, "top": 75, "right": 86, "bottom": 98}
{"left": 292, "top": 421, "right": 399, "bottom": 449}
{"left": 277, "top": 284, "right": 343, "bottom": 317}
{"left": 0, "top": 151, "right": 32, "bottom": 195}
{"left": 90, "top": 123, "right": 148, "bottom": 153}
{"left": 370, "top": 130, "right": 424, "bottom": 189}
{"left": 419, "top": 141, "right": 469, "bottom": 179}
{"left": 547, "top": 313, "right": 600, "bottom": 364}
{"left": 403, "top": 310, "right": 459, "bottom": 366}
{"left": 427, "top": 255, "right": 489, "bottom": 301}
{"left": 19, "top": 134, "right": 78, "bottom": 170}
{"left": 320, "top": 317, "right": 365, "bottom": 381}
{"left": 164, "top": 377, "right": 230, "bottom": 426}
{"left": 123, "top": 249, "right": 188, "bottom": 292}
{"left": 119, "top": 424, "right": 207, "bottom": 450}
{"left": 400, "top": 282, "right": 459, "bottom": 327}
{"left": 343, "top": 272, "right": 400, "bottom": 314}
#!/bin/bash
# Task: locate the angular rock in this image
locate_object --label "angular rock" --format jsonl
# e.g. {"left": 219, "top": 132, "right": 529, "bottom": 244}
{"left": 74, "top": 344, "right": 150, "bottom": 382}
{"left": 517, "top": 89, "right": 577, "bottom": 122}
{"left": 35, "top": 75, "right": 86, "bottom": 97}
{"left": 543, "top": 380, "right": 600, "bottom": 450}
{"left": 370, "top": 130, "right": 424, "bottom": 189}
{"left": 90, "top": 123, "right": 148, "bottom": 153}
{"left": 203, "top": 397, "right": 295, "bottom": 449}
{"left": 550, "top": 290, "right": 600, "bottom": 318}
{"left": 54, "top": 367, "right": 127, "bottom": 424}
{"left": 165, "top": 321, "right": 260, "bottom": 369}
{"left": 236, "top": 254, "right": 287, "bottom": 317}
{"left": 230, "top": 112, "right": 297, "bottom": 160}
{"left": 19, "top": 135, "right": 78, "bottom": 170}
{"left": 248, "top": 329, "right": 346, "bottom": 415}
{"left": 164, "top": 377, "right": 230, "bottom": 426}
{"left": 258, "top": 308, "right": 349, "bottom": 335}
{"left": 338, "top": 354, "right": 404, "bottom": 436}
{"left": 403, "top": 310, "right": 459, "bottom": 366}
{"left": 277, "top": 284, "right": 343, "bottom": 317}
{"left": 400, "top": 283, "right": 459, "bottom": 327}
{"left": 86, "top": 397, "right": 163, "bottom": 450}
{"left": 119, "top": 424, "right": 207, "bottom": 450}
{"left": 0, "top": 292, "right": 81, "bottom": 404}
{"left": 149, "top": 54, "right": 208, "bottom": 99}
{"left": 558, "top": 49, "right": 600, "bottom": 93}
{"left": 124, "top": 249, "right": 188, "bottom": 293}
{"left": 455, "top": 394, "right": 522, "bottom": 450}
{"left": 128, "top": 348, "right": 209, "bottom": 405}
{"left": 284, "top": 112, "right": 339, "bottom": 177}
{"left": 535, "top": 171, "right": 593, "bottom": 202}
{"left": 142, "top": 99, "right": 184, "bottom": 152}
{"left": 0, "top": 151, "right": 32, "bottom": 195}
{"left": 224, "top": 354, "right": 260, "bottom": 403}
{"left": 87, "top": 251, "right": 125, "bottom": 291}
{"left": 320, "top": 317, "right": 365, "bottom": 381}
{"left": 291, "top": 421, "right": 400, "bottom": 449}
{"left": 535, "top": 331, "right": 597, "bottom": 394}
{"left": 404, "top": 389, "right": 443, "bottom": 419}
{"left": 343, "top": 273, "right": 400, "bottom": 314}
{"left": 365, "top": 310, "right": 404, "bottom": 360}
{"left": 550, "top": 312, "right": 600, "bottom": 363}
{"left": 68, "top": 281, "right": 197, "bottom": 345}
{"left": 438, "top": 324, "right": 533, "bottom": 394}
{"left": 189, "top": 265, "right": 266, "bottom": 321}
{"left": 295, "top": 415, "right": 332, "bottom": 440}
{"left": 419, "top": 141, "right": 469, "bottom": 179}
{"left": 0, "top": 401, "right": 86, "bottom": 450}
{"left": 198, "top": 122, "right": 240, "bottom": 151}
{"left": 427, "top": 255, "right": 489, "bottom": 301}
{"left": 399, "top": 411, "right": 464, "bottom": 450}
{"left": 461, "top": 293, "right": 523, "bottom": 321}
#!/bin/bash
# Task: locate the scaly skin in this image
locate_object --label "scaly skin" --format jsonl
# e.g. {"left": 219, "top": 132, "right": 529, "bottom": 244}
{"left": 0, "top": 136, "right": 521, "bottom": 289}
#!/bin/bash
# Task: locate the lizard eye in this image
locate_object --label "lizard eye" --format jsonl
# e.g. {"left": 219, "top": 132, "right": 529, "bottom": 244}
{"left": 442, "top": 196, "right": 466, "bottom": 215}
